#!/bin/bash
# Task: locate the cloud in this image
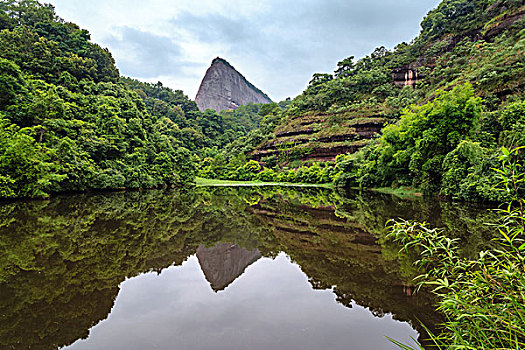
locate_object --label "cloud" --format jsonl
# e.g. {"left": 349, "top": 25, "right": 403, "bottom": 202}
{"left": 48, "top": 0, "right": 441, "bottom": 100}
{"left": 174, "top": 13, "right": 252, "bottom": 44}
{"left": 105, "top": 27, "right": 186, "bottom": 78}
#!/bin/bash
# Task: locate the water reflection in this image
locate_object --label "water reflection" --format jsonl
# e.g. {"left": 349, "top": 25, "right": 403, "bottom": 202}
{"left": 0, "top": 187, "right": 495, "bottom": 349}
{"left": 65, "top": 254, "right": 420, "bottom": 350}
{"left": 197, "top": 243, "right": 262, "bottom": 292}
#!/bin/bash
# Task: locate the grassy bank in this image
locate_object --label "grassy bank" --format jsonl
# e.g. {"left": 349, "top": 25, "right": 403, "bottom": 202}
{"left": 196, "top": 178, "right": 423, "bottom": 198}
{"left": 371, "top": 187, "right": 423, "bottom": 199}
{"left": 195, "top": 177, "right": 333, "bottom": 188}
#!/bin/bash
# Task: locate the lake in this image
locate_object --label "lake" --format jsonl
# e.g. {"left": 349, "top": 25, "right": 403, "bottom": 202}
{"left": 0, "top": 187, "right": 495, "bottom": 349}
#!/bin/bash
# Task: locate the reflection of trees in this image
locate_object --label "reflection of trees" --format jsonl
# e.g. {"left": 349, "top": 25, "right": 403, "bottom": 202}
{"left": 0, "top": 189, "right": 274, "bottom": 350}
{"left": 0, "top": 187, "right": 495, "bottom": 349}
{"left": 248, "top": 192, "right": 440, "bottom": 342}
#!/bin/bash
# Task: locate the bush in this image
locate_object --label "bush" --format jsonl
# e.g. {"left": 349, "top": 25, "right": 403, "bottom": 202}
{"left": 256, "top": 168, "right": 278, "bottom": 182}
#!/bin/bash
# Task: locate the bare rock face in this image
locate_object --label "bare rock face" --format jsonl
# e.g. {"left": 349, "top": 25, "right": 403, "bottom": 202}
{"left": 195, "top": 57, "right": 272, "bottom": 112}
{"left": 196, "top": 243, "right": 262, "bottom": 292}
{"left": 392, "top": 67, "right": 422, "bottom": 88}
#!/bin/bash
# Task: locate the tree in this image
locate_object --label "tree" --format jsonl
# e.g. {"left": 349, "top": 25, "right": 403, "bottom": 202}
{"left": 334, "top": 56, "right": 355, "bottom": 78}
{"left": 0, "top": 58, "right": 26, "bottom": 109}
{"left": 28, "top": 84, "right": 65, "bottom": 143}
{"left": 364, "top": 83, "right": 482, "bottom": 191}
{"left": 308, "top": 73, "right": 333, "bottom": 87}
{"left": 0, "top": 117, "right": 65, "bottom": 197}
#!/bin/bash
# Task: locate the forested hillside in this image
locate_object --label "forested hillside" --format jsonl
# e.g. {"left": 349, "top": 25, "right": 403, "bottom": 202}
{"left": 205, "top": 0, "right": 524, "bottom": 202}
{"left": 1, "top": 0, "right": 523, "bottom": 201}
{"left": 0, "top": 0, "right": 265, "bottom": 199}
{"left": 122, "top": 78, "right": 265, "bottom": 154}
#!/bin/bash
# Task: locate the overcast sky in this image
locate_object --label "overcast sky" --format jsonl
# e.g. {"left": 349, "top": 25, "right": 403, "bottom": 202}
{"left": 46, "top": 0, "right": 441, "bottom": 101}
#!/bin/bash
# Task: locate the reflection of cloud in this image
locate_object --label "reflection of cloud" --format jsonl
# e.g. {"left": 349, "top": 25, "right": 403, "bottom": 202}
{"left": 49, "top": 0, "right": 441, "bottom": 100}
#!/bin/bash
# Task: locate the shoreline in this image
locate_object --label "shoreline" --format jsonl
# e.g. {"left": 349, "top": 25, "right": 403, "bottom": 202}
{"left": 195, "top": 177, "right": 334, "bottom": 188}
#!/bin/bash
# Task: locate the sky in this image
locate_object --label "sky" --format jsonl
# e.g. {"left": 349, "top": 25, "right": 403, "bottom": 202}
{"left": 46, "top": 0, "right": 441, "bottom": 101}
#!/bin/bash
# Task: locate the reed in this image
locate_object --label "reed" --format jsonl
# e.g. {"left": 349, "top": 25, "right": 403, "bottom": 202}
{"left": 387, "top": 146, "right": 525, "bottom": 349}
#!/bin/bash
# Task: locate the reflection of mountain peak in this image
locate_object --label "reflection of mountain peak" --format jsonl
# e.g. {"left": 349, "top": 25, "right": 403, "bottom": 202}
{"left": 196, "top": 243, "right": 262, "bottom": 292}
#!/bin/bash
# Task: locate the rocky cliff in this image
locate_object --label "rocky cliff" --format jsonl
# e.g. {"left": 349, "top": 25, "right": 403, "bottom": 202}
{"left": 249, "top": 2, "right": 525, "bottom": 165}
{"left": 195, "top": 57, "right": 272, "bottom": 112}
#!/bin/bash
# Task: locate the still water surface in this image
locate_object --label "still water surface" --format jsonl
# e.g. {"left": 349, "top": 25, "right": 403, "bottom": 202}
{"left": 0, "top": 187, "right": 493, "bottom": 349}
{"left": 65, "top": 254, "right": 418, "bottom": 350}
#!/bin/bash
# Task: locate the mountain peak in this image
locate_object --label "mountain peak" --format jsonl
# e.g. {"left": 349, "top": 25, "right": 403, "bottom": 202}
{"left": 211, "top": 56, "right": 228, "bottom": 65}
{"left": 195, "top": 57, "right": 272, "bottom": 112}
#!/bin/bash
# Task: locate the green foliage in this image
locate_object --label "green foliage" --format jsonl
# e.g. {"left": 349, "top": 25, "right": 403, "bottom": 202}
{"left": 331, "top": 83, "right": 522, "bottom": 202}
{"left": 500, "top": 100, "right": 525, "bottom": 148}
{"left": 0, "top": 57, "right": 26, "bottom": 108}
{"left": 353, "top": 84, "right": 482, "bottom": 192}
{"left": 388, "top": 147, "right": 525, "bottom": 349}
{"left": 0, "top": 117, "right": 64, "bottom": 197}
{"left": 440, "top": 141, "right": 505, "bottom": 201}
{"left": 0, "top": 1, "right": 118, "bottom": 84}
{"left": 0, "top": 1, "right": 198, "bottom": 198}
{"left": 198, "top": 154, "right": 336, "bottom": 185}
{"left": 292, "top": 59, "right": 393, "bottom": 113}
{"left": 122, "top": 78, "right": 269, "bottom": 157}
{"left": 333, "top": 152, "right": 362, "bottom": 188}
{"left": 243, "top": 0, "right": 524, "bottom": 200}
{"left": 219, "top": 103, "right": 263, "bottom": 132}
{"left": 420, "top": 0, "right": 523, "bottom": 40}
{"left": 122, "top": 78, "right": 197, "bottom": 115}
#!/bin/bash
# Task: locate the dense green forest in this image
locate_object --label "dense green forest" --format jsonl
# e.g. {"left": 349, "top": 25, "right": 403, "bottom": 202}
{"left": 0, "top": 0, "right": 524, "bottom": 200}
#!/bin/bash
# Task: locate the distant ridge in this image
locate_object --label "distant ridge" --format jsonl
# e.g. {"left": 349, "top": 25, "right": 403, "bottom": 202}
{"left": 195, "top": 57, "right": 272, "bottom": 112}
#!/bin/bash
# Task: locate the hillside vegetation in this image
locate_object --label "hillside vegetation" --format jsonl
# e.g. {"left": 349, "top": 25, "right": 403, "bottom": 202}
{"left": 205, "top": 0, "right": 525, "bottom": 201}
{"left": 0, "top": 0, "right": 266, "bottom": 198}
{"left": 0, "top": 0, "right": 523, "bottom": 201}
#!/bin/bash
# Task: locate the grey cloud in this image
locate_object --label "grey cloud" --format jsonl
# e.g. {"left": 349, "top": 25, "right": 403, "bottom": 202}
{"left": 104, "top": 27, "right": 197, "bottom": 79}
{"left": 174, "top": 13, "right": 252, "bottom": 43}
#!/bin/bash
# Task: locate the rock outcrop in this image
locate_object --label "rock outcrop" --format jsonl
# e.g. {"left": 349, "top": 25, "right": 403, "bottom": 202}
{"left": 392, "top": 67, "right": 422, "bottom": 88}
{"left": 196, "top": 243, "right": 262, "bottom": 292}
{"left": 195, "top": 57, "right": 272, "bottom": 112}
{"left": 250, "top": 111, "right": 384, "bottom": 163}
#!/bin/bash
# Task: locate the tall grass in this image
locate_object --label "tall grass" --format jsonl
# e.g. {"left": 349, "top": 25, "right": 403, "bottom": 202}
{"left": 387, "top": 146, "right": 525, "bottom": 349}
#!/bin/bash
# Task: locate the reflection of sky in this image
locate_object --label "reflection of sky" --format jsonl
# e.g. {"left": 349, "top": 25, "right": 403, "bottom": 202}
{"left": 63, "top": 253, "right": 419, "bottom": 350}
